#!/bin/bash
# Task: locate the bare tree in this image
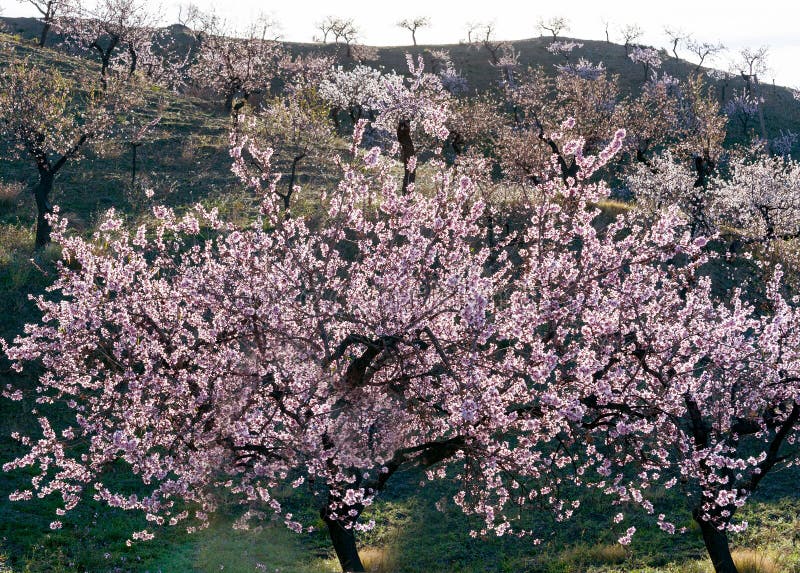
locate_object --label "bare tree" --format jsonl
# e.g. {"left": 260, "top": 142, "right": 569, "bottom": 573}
{"left": 314, "top": 15, "right": 337, "bottom": 43}
{"left": 601, "top": 18, "right": 612, "bottom": 43}
{"left": 664, "top": 27, "right": 690, "bottom": 60}
{"left": 177, "top": 2, "right": 201, "bottom": 28}
{"left": 619, "top": 23, "right": 643, "bottom": 54}
{"left": 17, "top": 0, "right": 73, "bottom": 46}
{"left": 731, "top": 46, "right": 770, "bottom": 139}
{"left": 333, "top": 17, "right": 358, "bottom": 44}
{"left": 470, "top": 22, "right": 507, "bottom": 65}
{"left": 537, "top": 16, "right": 569, "bottom": 40}
{"left": 687, "top": 39, "right": 725, "bottom": 72}
{"left": 397, "top": 17, "right": 429, "bottom": 46}
{"left": 732, "top": 45, "right": 770, "bottom": 93}
{"left": 313, "top": 16, "right": 358, "bottom": 46}
{"left": 463, "top": 21, "right": 482, "bottom": 44}
{"left": 60, "top": 0, "right": 160, "bottom": 86}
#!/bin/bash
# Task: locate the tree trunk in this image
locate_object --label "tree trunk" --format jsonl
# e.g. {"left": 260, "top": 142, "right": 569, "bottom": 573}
{"left": 693, "top": 512, "right": 739, "bottom": 573}
{"left": 287, "top": 154, "right": 304, "bottom": 205}
{"left": 397, "top": 119, "right": 416, "bottom": 194}
{"left": 128, "top": 44, "right": 138, "bottom": 77}
{"left": 34, "top": 170, "right": 55, "bottom": 249}
{"left": 100, "top": 55, "right": 111, "bottom": 89}
{"left": 321, "top": 509, "right": 365, "bottom": 572}
{"left": 330, "top": 107, "right": 342, "bottom": 132}
{"left": 39, "top": 21, "right": 51, "bottom": 47}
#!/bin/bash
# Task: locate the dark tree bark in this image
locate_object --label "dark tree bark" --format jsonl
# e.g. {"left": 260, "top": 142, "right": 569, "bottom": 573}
{"left": 39, "top": 21, "right": 51, "bottom": 47}
{"left": 329, "top": 107, "right": 342, "bottom": 132}
{"left": 321, "top": 507, "right": 366, "bottom": 573}
{"left": 27, "top": 133, "right": 90, "bottom": 248}
{"left": 34, "top": 170, "right": 55, "bottom": 249}
{"left": 287, "top": 153, "right": 305, "bottom": 200}
{"left": 92, "top": 35, "right": 120, "bottom": 89}
{"left": 687, "top": 155, "right": 716, "bottom": 237}
{"left": 224, "top": 91, "right": 236, "bottom": 114}
{"left": 128, "top": 44, "right": 138, "bottom": 77}
{"left": 397, "top": 119, "right": 416, "bottom": 194}
{"left": 450, "top": 130, "right": 464, "bottom": 155}
{"left": 693, "top": 510, "right": 739, "bottom": 573}
{"left": 130, "top": 142, "right": 140, "bottom": 187}
{"left": 274, "top": 153, "right": 305, "bottom": 219}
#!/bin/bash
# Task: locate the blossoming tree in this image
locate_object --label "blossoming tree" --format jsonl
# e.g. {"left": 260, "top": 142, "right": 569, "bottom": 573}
{"left": 452, "top": 128, "right": 800, "bottom": 573}
{"left": 0, "top": 56, "right": 125, "bottom": 247}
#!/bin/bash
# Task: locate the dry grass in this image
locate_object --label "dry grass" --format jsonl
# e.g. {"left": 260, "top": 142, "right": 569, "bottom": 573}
{"left": 0, "top": 181, "right": 23, "bottom": 209}
{"left": 731, "top": 548, "right": 783, "bottom": 573}
{"left": 0, "top": 224, "right": 33, "bottom": 265}
{"left": 584, "top": 542, "right": 628, "bottom": 564}
{"left": 560, "top": 541, "right": 628, "bottom": 567}
{"left": 596, "top": 198, "right": 633, "bottom": 213}
{"left": 312, "top": 547, "right": 398, "bottom": 573}
{"left": 360, "top": 547, "right": 398, "bottom": 573}
{"left": 673, "top": 548, "right": 784, "bottom": 573}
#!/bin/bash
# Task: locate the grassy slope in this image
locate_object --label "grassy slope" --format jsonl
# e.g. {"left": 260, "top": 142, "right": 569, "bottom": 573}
{"left": 1, "top": 28, "right": 800, "bottom": 573}
{"left": 4, "top": 14, "right": 800, "bottom": 150}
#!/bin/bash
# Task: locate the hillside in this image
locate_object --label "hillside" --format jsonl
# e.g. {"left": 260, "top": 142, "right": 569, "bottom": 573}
{"left": 3, "top": 15, "right": 800, "bottom": 153}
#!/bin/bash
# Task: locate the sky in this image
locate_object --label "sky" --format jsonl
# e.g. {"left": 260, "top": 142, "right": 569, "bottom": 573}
{"left": 5, "top": 0, "right": 800, "bottom": 87}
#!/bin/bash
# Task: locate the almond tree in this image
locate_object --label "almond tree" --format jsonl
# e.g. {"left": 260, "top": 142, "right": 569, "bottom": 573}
{"left": 730, "top": 46, "right": 770, "bottom": 139}
{"left": 3, "top": 120, "right": 506, "bottom": 572}
{"left": 546, "top": 40, "right": 583, "bottom": 63}
{"left": 537, "top": 16, "right": 569, "bottom": 40}
{"left": 496, "top": 65, "right": 623, "bottom": 183}
{"left": 453, "top": 127, "right": 800, "bottom": 573}
{"left": 231, "top": 88, "right": 335, "bottom": 214}
{"left": 627, "top": 75, "right": 726, "bottom": 236}
{"left": 713, "top": 150, "right": 800, "bottom": 246}
{"left": 313, "top": 16, "right": 360, "bottom": 59}
{"left": 463, "top": 21, "right": 482, "bottom": 44}
{"left": 319, "top": 64, "right": 390, "bottom": 126}
{"left": 1, "top": 118, "right": 625, "bottom": 573}
{"left": 484, "top": 233, "right": 800, "bottom": 573}
{"left": 5, "top": 105, "right": 799, "bottom": 573}
{"left": 618, "top": 73, "right": 680, "bottom": 163}
{"left": 426, "top": 49, "right": 468, "bottom": 94}
{"left": 0, "top": 58, "right": 122, "bottom": 247}
{"left": 724, "top": 88, "right": 760, "bottom": 138}
{"left": 188, "top": 12, "right": 284, "bottom": 112}
{"left": 628, "top": 46, "right": 662, "bottom": 81}
{"left": 687, "top": 39, "right": 725, "bottom": 73}
{"left": 59, "top": 0, "right": 159, "bottom": 85}
{"left": 619, "top": 23, "right": 643, "bottom": 55}
{"left": 119, "top": 105, "right": 163, "bottom": 187}
{"left": 17, "top": 0, "right": 73, "bottom": 46}
{"left": 315, "top": 16, "right": 358, "bottom": 45}
{"left": 372, "top": 55, "right": 452, "bottom": 192}
{"left": 463, "top": 21, "right": 509, "bottom": 67}
{"left": 397, "top": 17, "right": 429, "bottom": 46}
{"left": 319, "top": 55, "right": 451, "bottom": 189}
{"left": 664, "top": 27, "right": 689, "bottom": 60}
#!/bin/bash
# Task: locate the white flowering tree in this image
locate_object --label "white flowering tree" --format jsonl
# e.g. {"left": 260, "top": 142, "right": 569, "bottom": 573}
{"left": 714, "top": 151, "right": 800, "bottom": 246}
